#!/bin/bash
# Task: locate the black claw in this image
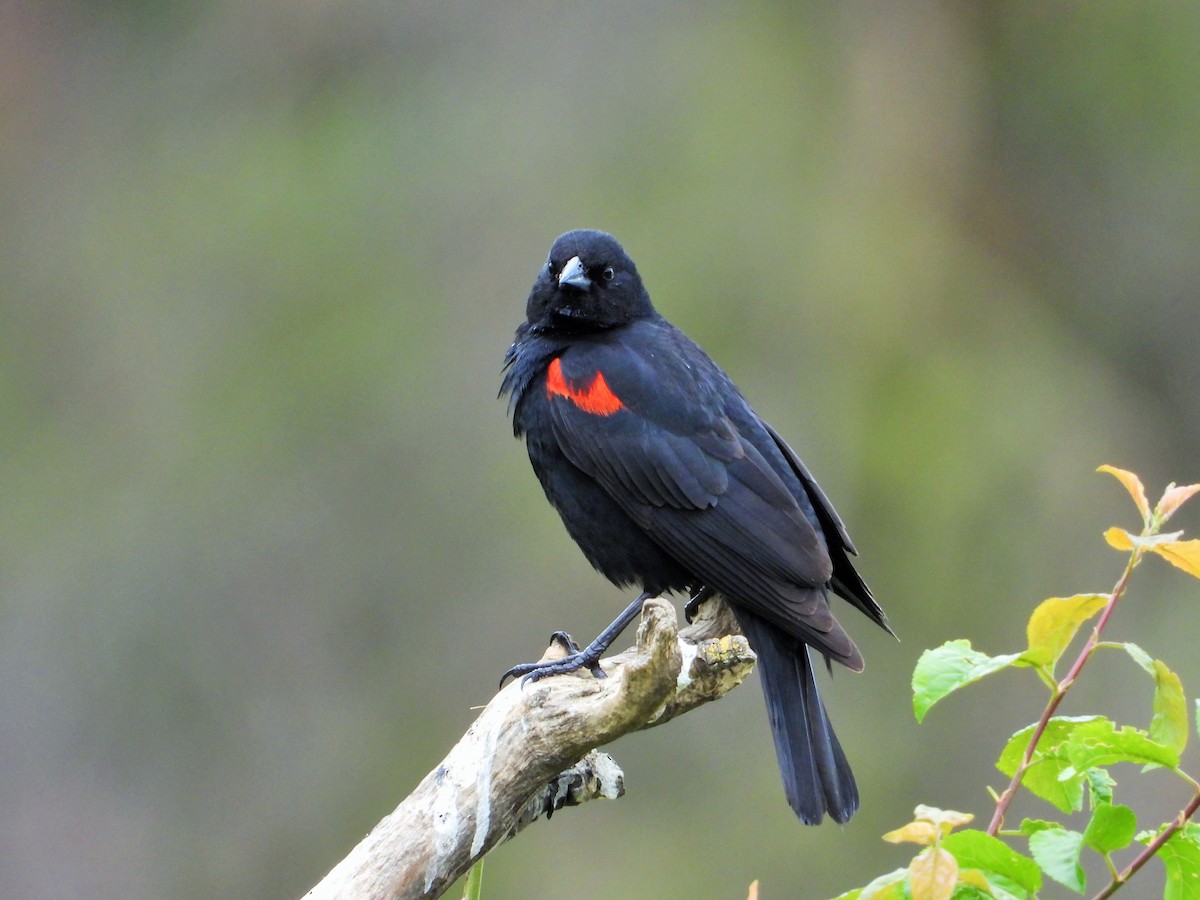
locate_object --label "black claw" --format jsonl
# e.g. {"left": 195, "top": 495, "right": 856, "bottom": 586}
{"left": 684, "top": 586, "right": 715, "bottom": 623}
{"left": 499, "top": 639, "right": 607, "bottom": 688}
{"left": 500, "top": 591, "right": 652, "bottom": 690}
{"left": 499, "top": 651, "right": 608, "bottom": 687}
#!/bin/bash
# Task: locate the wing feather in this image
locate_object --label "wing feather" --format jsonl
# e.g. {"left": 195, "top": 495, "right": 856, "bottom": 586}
{"left": 541, "top": 324, "right": 867, "bottom": 664}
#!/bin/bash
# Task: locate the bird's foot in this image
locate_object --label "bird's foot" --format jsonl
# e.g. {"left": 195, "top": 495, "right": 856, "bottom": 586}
{"left": 500, "top": 591, "right": 653, "bottom": 688}
{"left": 684, "top": 586, "right": 715, "bottom": 623}
{"left": 500, "top": 631, "right": 607, "bottom": 687}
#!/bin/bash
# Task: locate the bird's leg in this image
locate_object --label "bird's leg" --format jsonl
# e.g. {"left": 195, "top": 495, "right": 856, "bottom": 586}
{"left": 500, "top": 591, "right": 654, "bottom": 687}
{"left": 683, "top": 586, "right": 715, "bottom": 623}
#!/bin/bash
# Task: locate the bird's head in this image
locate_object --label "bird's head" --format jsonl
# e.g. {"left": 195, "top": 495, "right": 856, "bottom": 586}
{"left": 525, "top": 230, "right": 655, "bottom": 332}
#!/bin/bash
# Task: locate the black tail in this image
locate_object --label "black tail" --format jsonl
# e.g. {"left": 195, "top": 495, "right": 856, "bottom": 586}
{"left": 735, "top": 609, "right": 859, "bottom": 824}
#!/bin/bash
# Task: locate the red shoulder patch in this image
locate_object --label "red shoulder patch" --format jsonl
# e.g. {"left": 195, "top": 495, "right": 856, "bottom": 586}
{"left": 546, "top": 357, "right": 624, "bottom": 416}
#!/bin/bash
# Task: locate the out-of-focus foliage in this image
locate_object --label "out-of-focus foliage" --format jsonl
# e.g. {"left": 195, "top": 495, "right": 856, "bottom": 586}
{"left": 1, "top": 3, "right": 1197, "bottom": 898}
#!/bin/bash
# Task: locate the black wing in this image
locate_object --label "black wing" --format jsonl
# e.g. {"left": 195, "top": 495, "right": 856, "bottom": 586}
{"left": 545, "top": 327, "right": 864, "bottom": 668}
{"left": 763, "top": 421, "right": 890, "bottom": 634}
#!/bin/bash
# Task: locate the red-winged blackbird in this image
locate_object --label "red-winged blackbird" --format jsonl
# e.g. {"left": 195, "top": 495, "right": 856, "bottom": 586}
{"left": 501, "top": 229, "right": 890, "bottom": 825}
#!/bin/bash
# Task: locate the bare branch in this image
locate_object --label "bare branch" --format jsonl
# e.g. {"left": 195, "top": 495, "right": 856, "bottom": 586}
{"left": 304, "top": 596, "right": 754, "bottom": 900}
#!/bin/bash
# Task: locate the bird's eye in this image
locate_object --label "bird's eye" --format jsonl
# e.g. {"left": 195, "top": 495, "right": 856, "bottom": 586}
{"left": 602, "top": 267, "right": 615, "bottom": 281}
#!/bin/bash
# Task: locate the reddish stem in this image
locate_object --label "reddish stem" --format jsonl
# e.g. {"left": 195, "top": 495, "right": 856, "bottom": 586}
{"left": 1090, "top": 787, "right": 1200, "bottom": 900}
{"left": 986, "top": 549, "right": 1143, "bottom": 836}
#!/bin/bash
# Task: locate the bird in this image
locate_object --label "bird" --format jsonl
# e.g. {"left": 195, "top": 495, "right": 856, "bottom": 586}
{"left": 499, "top": 229, "right": 890, "bottom": 825}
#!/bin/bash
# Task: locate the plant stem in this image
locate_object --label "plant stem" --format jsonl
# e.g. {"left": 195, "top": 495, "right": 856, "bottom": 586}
{"left": 986, "top": 549, "right": 1144, "bottom": 835}
{"left": 1089, "top": 786, "right": 1200, "bottom": 900}
{"left": 464, "top": 859, "right": 485, "bottom": 900}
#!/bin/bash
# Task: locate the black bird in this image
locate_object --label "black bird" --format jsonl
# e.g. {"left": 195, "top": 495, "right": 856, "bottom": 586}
{"left": 500, "top": 229, "right": 890, "bottom": 824}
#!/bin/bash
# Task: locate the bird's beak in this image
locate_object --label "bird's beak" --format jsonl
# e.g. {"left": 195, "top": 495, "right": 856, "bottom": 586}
{"left": 557, "top": 256, "right": 592, "bottom": 291}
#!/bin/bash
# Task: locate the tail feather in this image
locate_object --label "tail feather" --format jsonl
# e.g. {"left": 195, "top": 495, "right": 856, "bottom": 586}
{"left": 735, "top": 609, "right": 859, "bottom": 824}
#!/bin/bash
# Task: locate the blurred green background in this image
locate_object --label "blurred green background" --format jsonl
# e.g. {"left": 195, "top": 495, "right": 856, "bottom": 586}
{"left": 2, "top": 2, "right": 1198, "bottom": 898}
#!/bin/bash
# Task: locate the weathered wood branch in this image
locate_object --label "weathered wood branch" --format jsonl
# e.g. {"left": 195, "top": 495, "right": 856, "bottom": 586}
{"left": 304, "top": 595, "right": 754, "bottom": 900}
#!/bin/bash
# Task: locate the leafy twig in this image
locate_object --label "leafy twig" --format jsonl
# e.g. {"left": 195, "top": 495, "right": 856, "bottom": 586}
{"left": 845, "top": 466, "right": 1200, "bottom": 900}
{"left": 986, "top": 547, "right": 1143, "bottom": 835}
{"left": 1091, "top": 787, "right": 1200, "bottom": 900}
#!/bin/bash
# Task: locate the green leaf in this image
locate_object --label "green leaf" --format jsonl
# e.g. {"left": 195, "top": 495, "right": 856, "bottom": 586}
{"left": 1085, "top": 768, "right": 1115, "bottom": 805}
{"left": 1083, "top": 803, "right": 1137, "bottom": 855}
{"left": 1064, "top": 718, "right": 1180, "bottom": 772}
{"left": 997, "top": 717, "right": 1101, "bottom": 814}
{"left": 1122, "top": 641, "right": 1154, "bottom": 671}
{"left": 1028, "top": 826, "right": 1086, "bottom": 893}
{"left": 947, "top": 884, "right": 990, "bottom": 900}
{"left": 1020, "top": 594, "right": 1107, "bottom": 670}
{"left": 1157, "top": 824, "right": 1200, "bottom": 900}
{"left": 1020, "top": 818, "right": 1064, "bottom": 836}
{"left": 1121, "top": 643, "right": 1191, "bottom": 755}
{"left": 1150, "top": 660, "right": 1190, "bottom": 756}
{"left": 955, "top": 870, "right": 1026, "bottom": 900}
{"left": 913, "top": 640, "right": 1022, "bottom": 723}
{"left": 941, "top": 829, "right": 1042, "bottom": 894}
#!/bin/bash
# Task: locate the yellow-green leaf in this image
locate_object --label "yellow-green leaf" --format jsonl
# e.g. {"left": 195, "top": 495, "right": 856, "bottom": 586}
{"left": 1104, "top": 527, "right": 1136, "bottom": 551}
{"left": 908, "top": 847, "right": 958, "bottom": 900}
{"left": 884, "top": 821, "right": 939, "bottom": 846}
{"left": 913, "top": 805, "right": 974, "bottom": 831}
{"left": 1157, "top": 482, "right": 1200, "bottom": 524}
{"left": 957, "top": 869, "right": 992, "bottom": 892}
{"left": 1021, "top": 594, "right": 1108, "bottom": 669}
{"left": 849, "top": 868, "right": 907, "bottom": 899}
{"left": 1098, "top": 465, "right": 1151, "bottom": 524}
{"left": 1151, "top": 540, "right": 1200, "bottom": 580}
{"left": 883, "top": 808, "right": 975, "bottom": 846}
{"left": 1150, "top": 660, "right": 1189, "bottom": 756}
